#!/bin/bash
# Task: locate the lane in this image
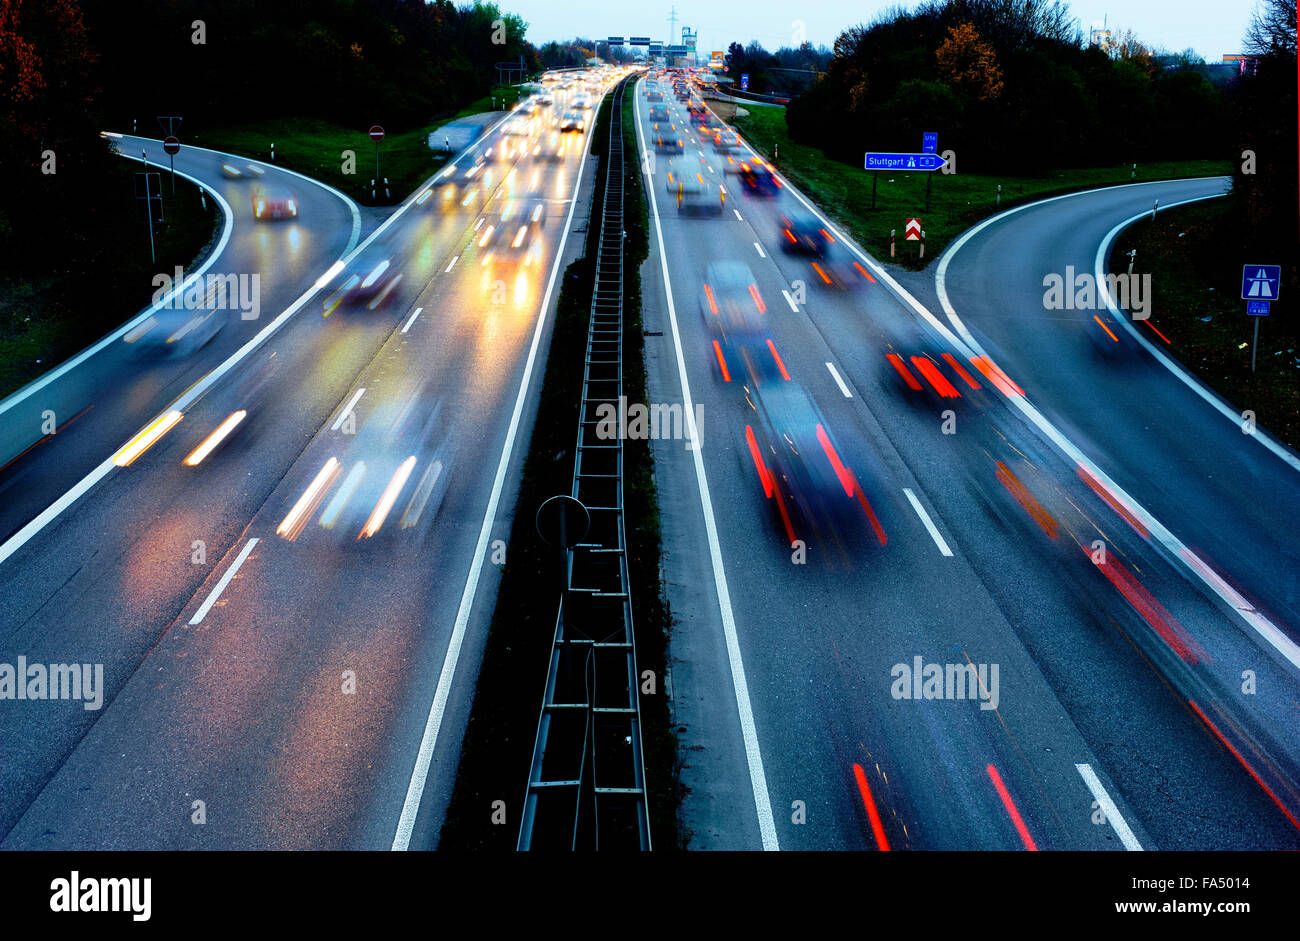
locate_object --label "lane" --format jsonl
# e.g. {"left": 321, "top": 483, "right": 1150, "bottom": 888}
{"left": 0, "top": 135, "right": 360, "bottom": 542}
{"left": 636, "top": 77, "right": 1156, "bottom": 850}
{"left": 642, "top": 72, "right": 1300, "bottom": 849}
{"left": 0, "top": 72, "right": 623, "bottom": 847}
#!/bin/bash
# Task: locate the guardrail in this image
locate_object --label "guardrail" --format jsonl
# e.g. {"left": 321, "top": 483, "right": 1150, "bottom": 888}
{"left": 517, "top": 76, "right": 652, "bottom": 851}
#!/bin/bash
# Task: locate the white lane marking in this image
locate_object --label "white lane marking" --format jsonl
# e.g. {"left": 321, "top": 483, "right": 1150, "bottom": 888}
{"left": 1092, "top": 201, "right": 1300, "bottom": 475}
{"left": 188, "top": 538, "right": 259, "bottom": 625}
{"left": 401, "top": 307, "right": 423, "bottom": 334}
{"left": 635, "top": 86, "right": 780, "bottom": 851}
{"left": 826, "top": 362, "right": 852, "bottom": 398}
{"left": 391, "top": 86, "right": 607, "bottom": 853}
{"left": 902, "top": 488, "right": 953, "bottom": 557}
{"left": 0, "top": 168, "right": 232, "bottom": 420}
{"left": 753, "top": 241, "right": 765, "bottom": 259}
{"left": 446, "top": 255, "right": 459, "bottom": 272}
{"left": 1075, "top": 763, "right": 1143, "bottom": 851}
{"left": 330, "top": 388, "right": 366, "bottom": 431}
{"left": 781, "top": 289, "right": 799, "bottom": 313}
{"left": 733, "top": 209, "right": 743, "bottom": 221}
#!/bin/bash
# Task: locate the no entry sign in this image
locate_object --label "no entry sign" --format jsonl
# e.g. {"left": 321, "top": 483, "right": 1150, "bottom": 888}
{"left": 162, "top": 136, "right": 180, "bottom": 155}
{"left": 369, "top": 125, "right": 385, "bottom": 143}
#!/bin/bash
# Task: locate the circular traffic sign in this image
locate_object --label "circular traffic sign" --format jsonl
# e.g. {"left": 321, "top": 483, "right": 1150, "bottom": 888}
{"left": 162, "top": 136, "right": 180, "bottom": 155}
{"left": 368, "top": 125, "right": 385, "bottom": 143}
{"left": 535, "top": 495, "right": 589, "bottom": 548}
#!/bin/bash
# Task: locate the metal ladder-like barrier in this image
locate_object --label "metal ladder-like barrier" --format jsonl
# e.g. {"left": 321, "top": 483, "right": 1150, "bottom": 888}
{"left": 518, "top": 77, "right": 651, "bottom": 851}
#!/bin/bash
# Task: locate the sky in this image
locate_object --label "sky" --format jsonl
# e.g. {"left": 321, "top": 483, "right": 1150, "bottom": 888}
{"left": 505, "top": 0, "right": 1263, "bottom": 62}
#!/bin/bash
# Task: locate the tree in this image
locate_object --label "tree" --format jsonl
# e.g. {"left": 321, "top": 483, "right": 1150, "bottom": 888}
{"left": 1245, "top": 0, "right": 1297, "bottom": 56}
{"left": 936, "top": 22, "right": 1004, "bottom": 100}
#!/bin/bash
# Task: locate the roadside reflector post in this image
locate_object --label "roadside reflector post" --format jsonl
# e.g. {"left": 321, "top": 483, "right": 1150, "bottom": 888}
{"left": 1131, "top": 162, "right": 1136, "bottom": 180}
{"left": 270, "top": 142, "right": 275, "bottom": 162}
{"left": 199, "top": 185, "right": 206, "bottom": 211}
{"left": 1151, "top": 198, "right": 1158, "bottom": 221}
{"left": 1127, "top": 249, "right": 1136, "bottom": 276}
{"left": 996, "top": 183, "right": 1001, "bottom": 208}
{"left": 890, "top": 228, "right": 895, "bottom": 258}
{"left": 919, "top": 229, "right": 925, "bottom": 259}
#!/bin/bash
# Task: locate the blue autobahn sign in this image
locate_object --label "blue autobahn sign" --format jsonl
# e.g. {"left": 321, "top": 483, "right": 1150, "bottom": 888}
{"left": 1241, "top": 265, "right": 1281, "bottom": 300}
{"left": 864, "top": 152, "right": 946, "bottom": 171}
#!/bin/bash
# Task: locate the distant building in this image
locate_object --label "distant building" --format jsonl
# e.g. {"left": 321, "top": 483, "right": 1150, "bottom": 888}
{"left": 1221, "top": 54, "right": 1258, "bottom": 76}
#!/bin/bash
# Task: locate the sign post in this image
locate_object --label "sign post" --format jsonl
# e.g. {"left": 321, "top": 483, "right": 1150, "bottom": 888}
{"left": 1242, "top": 265, "right": 1281, "bottom": 373}
{"left": 162, "top": 136, "right": 180, "bottom": 194}
{"left": 369, "top": 125, "right": 385, "bottom": 191}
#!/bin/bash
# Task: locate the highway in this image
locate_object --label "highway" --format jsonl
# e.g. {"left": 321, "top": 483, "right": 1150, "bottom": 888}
{"left": 2, "top": 64, "right": 1296, "bottom": 853}
{"left": 0, "top": 72, "right": 621, "bottom": 847}
{"left": 635, "top": 75, "right": 1300, "bottom": 850}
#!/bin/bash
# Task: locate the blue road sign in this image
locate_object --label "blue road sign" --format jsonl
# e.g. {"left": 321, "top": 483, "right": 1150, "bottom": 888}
{"left": 923, "top": 132, "right": 938, "bottom": 154}
{"left": 1242, "top": 264, "right": 1281, "bottom": 300}
{"left": 741, "top": 73, "right": 750, "bottom": 91}
{"left": 864, "top": 152, "right": 946, "bottom": 172}
{"left": 1247, "top": 300, "right": 1271, "bottom": 316}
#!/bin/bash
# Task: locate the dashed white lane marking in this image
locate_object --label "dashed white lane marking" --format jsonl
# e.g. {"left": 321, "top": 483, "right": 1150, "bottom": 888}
{"left": 781, "top": 289, "right": 799, "bottom": 312}
{"left": 401, "top": 307, "right": 423, "bottom": 334}
{"left": 189, "top": 538, "right": 259, "bottom": 625}
{"left": 753, "top": 241, "right": 766, "bottom": 258}
{"left": 1075, "top": 763, "right": 1143, "bottom": 851}
{"left": 445, "top": 255, "right": 459, "bottom": 272}
{"left": 330, "top": 388, "right": 366, "bottom": 432}
{"left": 826, "top": 362, "right": 852, "bottom": 398}
{"left": 903, "top": 488, "right": 953, "bottom": 557}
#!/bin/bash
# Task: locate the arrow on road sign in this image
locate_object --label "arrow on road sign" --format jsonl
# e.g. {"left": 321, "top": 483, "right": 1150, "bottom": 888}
{"left": 864, "top": 152, "right": 946, "bottom": 172}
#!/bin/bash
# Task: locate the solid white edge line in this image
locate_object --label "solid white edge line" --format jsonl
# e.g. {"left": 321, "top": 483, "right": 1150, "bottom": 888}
{"left": 635, "top": 85, "right": 780, "bottom": 851}
{"left": 401, "top": 307, "right": 423, "bottom": 334}
{"left": 389, "top": 87, "right": 605, "bottom": 852}
{"left": 1075, "top": 762, "right": 1143, "bottom": 851}
{"left": 330, "top": 388, "right": 366, "bottom": 431}
{"left": 902, "top": 488, "right": 953, "bottom": 557}
{"left": 825, "top": 361, "right": 853, "bottom": 398}
{"left": 733, "top": 209, "right": 743, "bottom": 221}
{"left": 1091, "top": 199, "right": 1300, "bottom": 475}
{"left": 0, "top": 163, "right": 233, "bottom": 419}
{"left": 188, "top": 537, "right": 259, "bottom": 625}
{"left": 781, "top": 289, "right": 799, "bottom": 313}
{"left": 753, "top": 241, "right": 765, "bottom": 258}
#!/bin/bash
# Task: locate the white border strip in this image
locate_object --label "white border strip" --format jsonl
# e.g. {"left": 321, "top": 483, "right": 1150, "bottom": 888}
{"left": 636, "top": 82, "right": 780, "bottom": 850}
{"left": 1075, "top": 762, "right": 1143, "bottom": 850}
{"left": 389, "top": 89, "right": 604, "bottom": 851}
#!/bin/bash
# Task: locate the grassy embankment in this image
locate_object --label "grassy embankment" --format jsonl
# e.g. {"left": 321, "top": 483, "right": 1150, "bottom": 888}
{"left": 727, "top": 103, "right": 1231, "bottom": 271}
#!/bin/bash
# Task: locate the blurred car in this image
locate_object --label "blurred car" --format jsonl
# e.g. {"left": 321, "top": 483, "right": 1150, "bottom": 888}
{"left": 648, "top": 89, "right": 664, "bottom": 102}
{"left": 251, "top": 184, "right": 298, "bottom": 220}
{"left": 712, "top": 130, "right": 741, "bottom": 154}
{"left": 124, "top": 306, "right": 227, "bottom": 358}
{"left": 503, "top": 115, "right": 534, "bottom": 136}
{"left": 665, "top": 159, "right": 726, "bottom": 215}
{"left": 559, "top": 111, "right": 585, "bottom": 132}
{"left": 653, "top": 127, "right": 684, "bottom": 153}
{"left": 221, "top": 162, "right": 267, "bottom": 180}
{"left": 738, "top": 159, "right": 781, "bottom": 195}
{"left": 532, "top": 131, "right": 569, "bottom": 162}
{"left": 649, "top": 105, "right": 671, "bottom": 121}
{"left": 700, "top": 260, "right": 765, "bottom": 348}
{"left": 322, "top": 255, "right": 403, "bottom": 314}
{"left": 482, "top": 197, "right": 548, "bottom": 266}
{"left": 778, "top": 209, "right": 834, "bottom": 255}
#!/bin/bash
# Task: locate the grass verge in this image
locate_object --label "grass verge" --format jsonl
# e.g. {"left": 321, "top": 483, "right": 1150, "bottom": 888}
{"left": 0, "top": 162, "right": 219, "bottom": 400}
{"left": 194, "top": 117, "right": 453, "bottom": 207}
{"left": 1110, "top": 195, "right": 1299, "bottom": 450}
{"left": 727, "top": 103, "right": 1232, "bottom": 270}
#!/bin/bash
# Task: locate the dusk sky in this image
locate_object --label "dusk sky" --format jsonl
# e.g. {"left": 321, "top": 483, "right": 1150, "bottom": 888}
{"left": 506, "top": 0, "right": 1261, "bottom": 62}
